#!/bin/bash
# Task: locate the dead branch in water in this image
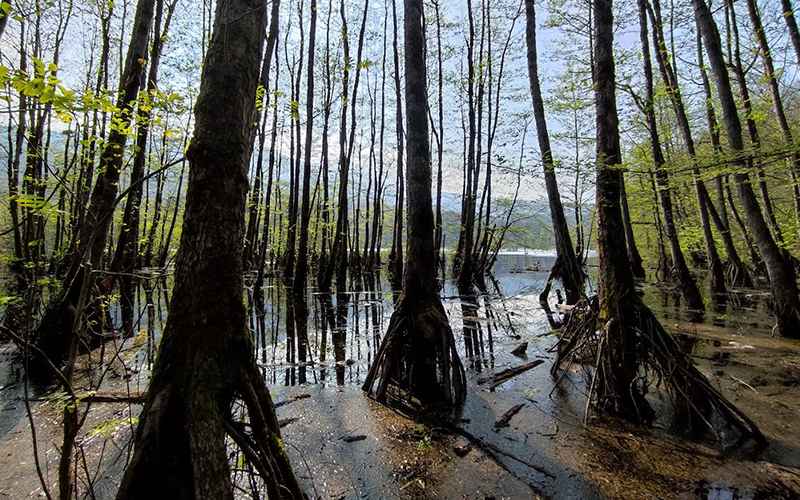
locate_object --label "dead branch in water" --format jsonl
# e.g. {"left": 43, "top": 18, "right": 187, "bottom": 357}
{"left": 478, "top": 359, "right": 544, "bottom": 390}
{"left": 494, "top": 403, "right": 526, "bottom": 428}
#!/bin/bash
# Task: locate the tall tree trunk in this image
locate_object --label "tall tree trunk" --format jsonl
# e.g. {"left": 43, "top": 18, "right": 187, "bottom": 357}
{"left": 694, "top": 0, "right": 800, "bottom": 338}
{"left": 455, "top": 0, "right": 478, "bottom": 290}
{"left": 371, "top": 4, "right": 388, "bottom": 269}
{"left": 115, "top": 0, "right": 303, "bottom": 496}
{"left": 363, "top": 0, "right": 465, "bottom": 407}
{"left": 8, "top": 22, "right": 26, "bottom": 262}
{"left": 315, "top": 0, "right": 332, "bottom": 283}
{"left": 592, "top": 0, "right": 644, "bottom": 418}
{"left": 524, "top": 0, "right": 584, "bottom": 305}
{"left": 695, "top": 19, "right": 752, "bottom": 288}
{"left": 387, "top": 0, "right": 405, "bottom": 288}
{"left": 746, "top": 0, "right": 800, "bottom": 237}
{"left": 293, "top": 0, "right": 317, "bottom": 376}
{"left": 432, "top": 0, "right": 444, "bottom": 271}
{"left": 551, "top": 0, "right": 764, "bottom": 451}
{"left": 724, "top": 0, "right": 784, "bottom": 249}
{"left": 781, "top": 0, "right": 800, "bottom": 66}
{"left": 35, "top": 0, "right": 157, "bottom": 374}
{"left": 643, "top": 0, "right": 709, "bottom": 306}
{"left": 112, "top": 0, "right": 174, "bottom": 335}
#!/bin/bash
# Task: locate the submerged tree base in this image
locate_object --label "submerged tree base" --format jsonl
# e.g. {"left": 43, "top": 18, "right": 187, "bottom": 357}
{"left": 116, "top": 342, "right": 304, "bottom": 500}
{"left": 362, "top": 293, "right": 466, "bottom": 411}
{"left": 551, "top": 296, "right": 766, "bottom": 451}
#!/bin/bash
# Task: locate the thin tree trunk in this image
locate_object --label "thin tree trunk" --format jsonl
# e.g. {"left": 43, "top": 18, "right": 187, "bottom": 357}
{"left": 746, "top": 0, "right": 800, "bottom": 238}
{"left": 387, "top": 0, "right": 404, "bottom": 288}
{"left": 724, "top": 0, "right": 784, "bottom": 248}
{"left": 524, "top": 0, "right": 584, "bottom": 305}
{"left": 781, "top": 0, "right": 800, "bottom": 67}
{"left": 35, "top": 0, "right": 157, "bottom": 373}
{"left": 695, "top": 18, "right": 752, "bottom": 288}
{"left": 363, "top": 0, "right": 465, "bottom": 407}
{"left": 112, "top": 0, "right": 174, "bottom": 335}
{"left": 293, "top": 0, "right": 317, "bottom": 373}
{"left": 643, "top": 0, "right": 710, "bottom": 305}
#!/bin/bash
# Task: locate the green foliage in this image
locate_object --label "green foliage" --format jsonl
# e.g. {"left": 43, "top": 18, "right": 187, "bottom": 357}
{"left": 89, "top": 416, "right": 139, "bottom": 438}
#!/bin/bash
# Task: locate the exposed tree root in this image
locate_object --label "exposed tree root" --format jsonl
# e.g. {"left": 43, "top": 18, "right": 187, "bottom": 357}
{"left": 117, "top": 354, "right": 304, "bottom": 500}
{"left": 725, "top": 259, "right": 753, "bottom": 289}
{"left": 551, "top": 296, "right": 766, "bottom": 451}
{"left": 362, "top": 293, "right": 466, "bottom": 410}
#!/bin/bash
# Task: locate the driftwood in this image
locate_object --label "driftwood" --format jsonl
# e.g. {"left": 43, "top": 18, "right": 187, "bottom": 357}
{"left": 278, "top": 417, "right": 298, "bottom": 428}
{"left": 478, "top": 360, "right": 544, "bottom": 390}
{"left": 446, "top": 424, "right": 554, "bottom": 481}
{"left": 340, "top": 434, "right": 367, "bottom": 443}
{"left": 510, "top": 342, "right": 528, "bottom": 357}
{"left": 28, "top": 392, "right": 146, "bottom": 404}
{"left": 274, "top": 393, "right": 311, "bottom": 408}
{"left": 494, "top": 403, "right": 525, "bottom": 428}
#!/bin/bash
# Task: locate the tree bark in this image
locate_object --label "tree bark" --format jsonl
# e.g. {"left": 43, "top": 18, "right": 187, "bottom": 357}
{"left": 34, "top": 0, "right": 157, "bottom": 375}
{"left": 293, "top": 0, "right": 317, "bottom": 376}
{"left": 363, "top": 0, "right": 466, "bottom": 408}
{"left": 781, "top": 0, "right": 800, "bottom": 67}
{"left": 694, "top": 0, "right": 800, "bottom": 338}
{"left": 746, "top": 0, "right": 800, "bottom": 238}
{"left": 592, "top": 0, "right": 643, "bottom": 417}
{"left": 524, "top": 0, "right": 584, "bottom": 305}
{"left": 724, "top": 0, "right": 784, "bottom": 248}
{"left": 115, "top": 0, "right": 303, "bottom": 496}
{"left": 643, "top": 0, "right": 710, "bottom": 305}
{"left": 695, "top": 19, "right": 752, "bottom": 288}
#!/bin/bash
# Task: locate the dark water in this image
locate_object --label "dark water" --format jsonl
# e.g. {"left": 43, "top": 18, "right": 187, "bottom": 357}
{"left": 108, "top": 253, "right": 778, "bottom": 390}
{"left": 0, "top": 253, "right": 790, "bottom": 498}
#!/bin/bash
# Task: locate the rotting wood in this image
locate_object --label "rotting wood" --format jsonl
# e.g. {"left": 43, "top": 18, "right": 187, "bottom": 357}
{"left": 494, "top": 403, "right": 525, "bottom": 429}
{"left": 478, "top": 359, "right": 544, "bottom": 390}
{"left": 274, "top": 393, "right": 311, "bottom": 408}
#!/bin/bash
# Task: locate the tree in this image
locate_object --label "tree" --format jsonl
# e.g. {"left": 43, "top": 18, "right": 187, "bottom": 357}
{"left": 111, "top": 0, "right": 177, "bottom": 336}
{"left": 363, "top": 0, "right": 466, "bottom": 408}
{"left": 551, "top": 0, "right": 764, "bottom": 449}
{"left": 694, "top": 19, "right": 753, "bottom": 288}
{"left": 694, "top": 0, "right": 800, "bottom": 338}
{"left": 115, "top": 0, "right": 303, "bottom": 496}
{"left": 781, "top": 0, "right": 800, "bottom": 66}
{"left": 640, "top": 0, "right": 708, "bottom": 306}
{"left": 746, "top": 0, "right": 800, "bottom": 237}
{"left": 293, "top": 0, "right": 318, "bottom": 382}
{"left": 35, "top": 0, "right": 157, "bottom": 373}
{"left": 524, "top": 0, "right": 585, "bottom": 306}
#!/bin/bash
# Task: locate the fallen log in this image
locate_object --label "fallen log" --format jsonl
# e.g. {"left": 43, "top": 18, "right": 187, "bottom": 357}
{"left": 274, "top": 393, "right": 311, "bottom": 408}
{"left": 28, "top": 392, "right": 145, "bottom": 404}
{"left": 478, "top": 360, "right": 544, "bottom": 390}
{"left": 446, "top": 424, "right": 554, "bottom": 481}
{"left": 495, "top": 403, "right": 525, "bottom": 429}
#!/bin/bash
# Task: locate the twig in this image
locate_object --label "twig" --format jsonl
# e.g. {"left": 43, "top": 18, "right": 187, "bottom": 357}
{"left": 729, "top": 375, "right": 758, "bottom": 393}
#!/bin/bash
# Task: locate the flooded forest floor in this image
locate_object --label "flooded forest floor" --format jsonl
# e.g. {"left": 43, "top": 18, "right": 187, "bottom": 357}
{"left": 1, "top": 257, "right": 800, "bottom": 499}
